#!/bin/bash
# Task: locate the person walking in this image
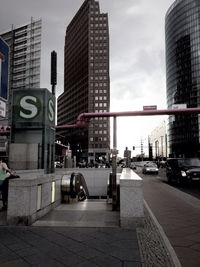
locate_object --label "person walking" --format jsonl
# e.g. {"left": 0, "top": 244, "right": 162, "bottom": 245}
{"left": 0, "top": 160, "right": 13, "bottom": 211}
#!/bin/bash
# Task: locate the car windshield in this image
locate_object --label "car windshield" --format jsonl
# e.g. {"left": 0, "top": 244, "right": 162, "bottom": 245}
{"left": 178, "top": 158, "right": 200, "bottom": 167}
{"left": 145, "top": 163, "right": 157, "bottom": 167}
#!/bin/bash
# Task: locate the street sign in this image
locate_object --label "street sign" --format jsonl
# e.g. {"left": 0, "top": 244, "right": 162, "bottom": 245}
{"left": 172, "top": 104, "right": 187, "bottom": 109}
{"left": 143, "top": 105, "right": 157, "bottom": 110}
{"left": 0, "top": 37, "right": 9, "bottom": 101}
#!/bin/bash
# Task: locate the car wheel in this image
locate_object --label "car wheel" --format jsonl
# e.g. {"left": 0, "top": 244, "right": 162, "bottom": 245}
{"left": 167, "top": 174, "right": 172, "bottom": 184}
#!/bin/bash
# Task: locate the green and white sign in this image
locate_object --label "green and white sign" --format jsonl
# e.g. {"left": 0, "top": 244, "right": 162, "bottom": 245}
{"left": 12, "top": 88, "right": 55, "bottom": 127}
{"left": 18, "top": 95, "right": 42, "bottom": 119}
{"left": 48, "top": 99, "right": 55, "bottom": 122}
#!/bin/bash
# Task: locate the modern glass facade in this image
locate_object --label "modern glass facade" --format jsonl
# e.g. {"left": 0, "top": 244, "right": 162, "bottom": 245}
{"left": 57, "top": 0, "right": 110, "bottom": 164}
{"left": 165, "top": 0, "right": 200, "bottom": 157}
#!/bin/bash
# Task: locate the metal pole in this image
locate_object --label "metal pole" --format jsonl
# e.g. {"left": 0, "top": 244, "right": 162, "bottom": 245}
{"left": 112, "top": 116, "right": 118, "bottom": 210}
{"left": 113, "top": 116, "right": 117, "bottom": 148}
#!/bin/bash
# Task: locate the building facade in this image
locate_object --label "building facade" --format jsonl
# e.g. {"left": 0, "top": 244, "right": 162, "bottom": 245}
{"left": 149, "top": 121, "right": 167, "bottom": 159}
{"left": 57, "top": 0, "right": 110, "bottom": 164}
{"left": 0, "top": 18, "right": 41, "bottom": 161}
{"left": 0, "top": 18, "right": 42, "bottom": 123}
{"left": 165, "top": 0, "right": 200, "bottom": 157}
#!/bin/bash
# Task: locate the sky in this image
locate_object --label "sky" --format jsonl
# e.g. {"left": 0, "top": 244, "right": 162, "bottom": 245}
{"left": 0, "top": 0, "right": 175, "bottom": 157}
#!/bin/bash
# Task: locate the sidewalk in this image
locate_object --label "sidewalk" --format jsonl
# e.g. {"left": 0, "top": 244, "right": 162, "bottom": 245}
{"left": 142, "top": 168, "right": 200, "bottom": 267}
{"left": 0, "top": 199, "right": 176, "bottom": 267}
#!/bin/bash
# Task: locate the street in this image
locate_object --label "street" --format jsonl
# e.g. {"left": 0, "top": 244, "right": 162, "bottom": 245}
{"left": 135, "top": 165, "right": 200, "bottom": 267}
{"left": 136, "top": 166, "right": 200, "bottom": 200}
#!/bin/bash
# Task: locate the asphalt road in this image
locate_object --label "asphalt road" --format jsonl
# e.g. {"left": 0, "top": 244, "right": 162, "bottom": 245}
{"left": 137, "top": 166, "right": 200, "bottom": 200}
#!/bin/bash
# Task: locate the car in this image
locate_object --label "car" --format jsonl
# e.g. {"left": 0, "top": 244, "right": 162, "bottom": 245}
{"left": 130, "top": 162, "right": 137, "bottom": 170}
{"left": 142, "top": 162, "right": 158, "bottom": 174}
{"left": 159, "top": 160, "right": 166, "bottom": 168}
{"left": 166, "top": 158, "right": 200, "bottom": 184}
{"left": 54, "top": 161, "right": 63, "bottom": 168}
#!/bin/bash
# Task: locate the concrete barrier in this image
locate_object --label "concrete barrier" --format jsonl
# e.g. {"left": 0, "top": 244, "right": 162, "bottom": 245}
{"left": 7, "top": 167, "right": 144, "bottom": 226}
{"left": 6, "top": 168, "right": 120, "bottom": 225}
{"left": 7, "top": 171, "right": 61, "bottom": 225}
{"left": 120, "top": 168, "right": 144, "bottom": 228}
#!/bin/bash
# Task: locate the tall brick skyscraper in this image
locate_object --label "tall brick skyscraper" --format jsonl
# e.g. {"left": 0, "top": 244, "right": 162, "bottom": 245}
{"left": 57, "top": 0, "right": 110, "bottom": 164}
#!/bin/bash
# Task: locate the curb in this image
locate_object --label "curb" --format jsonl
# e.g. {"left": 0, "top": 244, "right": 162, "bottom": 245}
{"left": 144, "top": 200, "right": 182, "bottom": 267}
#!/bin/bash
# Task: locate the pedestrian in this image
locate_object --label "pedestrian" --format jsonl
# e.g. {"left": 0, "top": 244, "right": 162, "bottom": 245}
{"left": 0, "top": 160, "right": 11, "bottom": 210}
{"left": 0, "top": 160, "right": 19, "bottom": 211}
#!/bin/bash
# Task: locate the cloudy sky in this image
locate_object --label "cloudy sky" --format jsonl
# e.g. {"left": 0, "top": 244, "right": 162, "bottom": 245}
{"left": 0, "top": 0, "right": 175, "bottom": 157}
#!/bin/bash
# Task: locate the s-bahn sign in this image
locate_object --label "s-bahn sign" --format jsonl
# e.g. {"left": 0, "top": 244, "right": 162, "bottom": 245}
{"left": 18, "top": 95, "right": 42, "bottom": 119}
{"left": 12, "top": 88, "right": 55, "bottom": 127}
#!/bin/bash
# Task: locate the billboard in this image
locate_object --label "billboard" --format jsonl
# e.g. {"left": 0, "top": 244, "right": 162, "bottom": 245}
{"left": 0, "top": 37, "right": 9, "bottom": 101}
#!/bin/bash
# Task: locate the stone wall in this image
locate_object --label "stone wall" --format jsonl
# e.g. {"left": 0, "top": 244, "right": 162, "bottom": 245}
{"left": 7, "top": 171, "right": 61, "bottom": 225}
{"left": 120, "top": 168, "right": 144, "bottom": 228}
{"left": 6, "top": 168, "right": 119, "bottom": 225}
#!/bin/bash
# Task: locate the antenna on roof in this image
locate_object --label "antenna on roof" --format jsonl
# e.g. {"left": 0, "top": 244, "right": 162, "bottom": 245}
{"left": 51, "top": 51, "right": 57, "bottom": 95}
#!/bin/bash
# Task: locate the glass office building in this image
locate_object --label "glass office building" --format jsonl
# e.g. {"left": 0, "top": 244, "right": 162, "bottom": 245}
{"left": 165, "top": 0, "right": 200, "bottom": 157}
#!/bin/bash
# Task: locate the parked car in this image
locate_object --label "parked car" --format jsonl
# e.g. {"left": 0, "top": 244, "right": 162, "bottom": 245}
{"left": 54, "top": 161, "right": 63, "bottom": 168}
{"left": 166, "top": 158, "right": 200, "bottom": 184}
{"left": 159, "top": 160, "right": 166, "bottom": 168}
{"left": 142, "top": 162, "right": 158, "bottom": 174}
{"left": 130, "top": 162, "right": 137, "bottom": 170}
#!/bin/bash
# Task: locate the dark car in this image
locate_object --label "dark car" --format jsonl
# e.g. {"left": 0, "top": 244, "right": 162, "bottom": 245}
{"left": 166, "top": 158, "right": 200, "bottom": 184}
{"left": 142, "top": 162, "right": 158, "bottom": 174}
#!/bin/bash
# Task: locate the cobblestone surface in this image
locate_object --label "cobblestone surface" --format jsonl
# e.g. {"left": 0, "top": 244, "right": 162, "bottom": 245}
{"left": 137, "top": 208, "right": 175, "bottom": 267}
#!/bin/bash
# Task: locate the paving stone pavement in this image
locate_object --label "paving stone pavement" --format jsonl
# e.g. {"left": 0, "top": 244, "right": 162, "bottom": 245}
{"left": 0, "top": 225, "right": 143, "bottom": 267}
{"left": 0, "top": 204, "right": 179, "bottom": 267}
{"left": 137, "top": 207, "right": 175, "bottom": 267}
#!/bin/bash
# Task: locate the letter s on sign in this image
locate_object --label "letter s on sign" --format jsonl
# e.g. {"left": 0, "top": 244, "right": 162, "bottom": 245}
{"left": 19, "top": 95, "right": 40, "bottom": 119}
{"left": 48, "top": 99, "right": 55, "bottom": 122}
